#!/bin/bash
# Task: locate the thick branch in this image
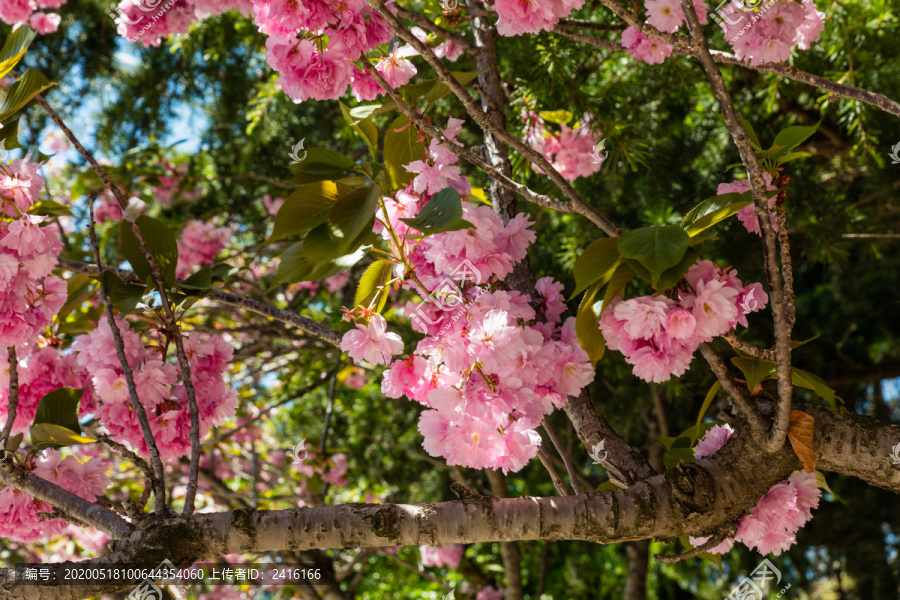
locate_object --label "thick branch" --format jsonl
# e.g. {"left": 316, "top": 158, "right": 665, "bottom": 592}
{"left": 0, "top": 347, "right": 19, "bottom": 446}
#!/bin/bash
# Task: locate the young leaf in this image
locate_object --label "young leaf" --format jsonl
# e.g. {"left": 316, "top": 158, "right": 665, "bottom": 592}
{"left": 339, "top": 101, "right": 378, "bottom": 161}
{"left": 730, "top": 356, "right": 776, "bottom": 391}
{"left": 738, "top": 116, "right": 762, "bottom": 151}
{"left": 270, "top": 180, "right": 343, "bottom": 242}
{"left": 772, "top": 122, "right": 820, "bottom": 155}
{"left": 119, "top": 216, "right": 179, "bottom": 289}
{"left": 400, "top": 188, "right": 475, "bottom": 235}
{"left": 787, "top": 410, "right": 817, "bottom": 472}
{"left": 0, "top": 26, "right": 37, "bottom": 81}
{"left": 31, "top": 424, "right": 95, "bottom": 448}
{"left": 384, "top": 114, "right": 425, "bottom": 189}
{"left": 600, "top": 262, "right": 635, "bottom": 314}
{"left": 617, "top": 225, "right": 691, "bottom": 286}
{"left": 274, "top": 240, "right": 371, "bottom": 285}
{"left": 302, "top": 186, "right": 380, "bottom": 263}
{"left": 654, "top": 247, "right": 698, "bottom": 292}
{"left": 97, "top": 271, "right": 148, "bottom": 314}
{"left": 575, "top": 281, "right": 606, "bottom": 366}
{"left": 791, "top": 367, "right": 840, "bottom": 410}
{"left": 571, "top": 237, "right": 621, "bottom": 298}
{"left": 354, "top": 260, "right": 394, "bottom": 311}
{"left": 0, "top": 68, "right": 56, "bottom": 122}
{"left": 32, "top": 388, "right": 84, "bottom": 435}
{"left": 681, "top": 190, "right": 754, "bottom": 237}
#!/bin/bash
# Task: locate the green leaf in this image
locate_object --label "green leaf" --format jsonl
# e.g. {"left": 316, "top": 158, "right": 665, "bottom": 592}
{"left": 791, "top": 367, "right": 840, "bottom": 410}
{"left": 775, "top": 151, "right": 812, "bottom": 166}
{"left": 663, "top": 436, "right": 696, "bottom": 468}
{"left": 274, "top": 241, "right": 371, "bottom": 285}
{"left": 596, "top": 480, "right": 620, "bottom": 491}
{"left": 31, "top": 423, "right": 95, "bottom": 448}
{"left": 27, "top": 200, "right": 72, "bottom": 217}
{"left": 695, "top": 382, "right": 721, "bottom": 431}
{"left": 772, "top": 122, "right": 820, "bottom": 154}
{"left": 339, "top": 101, "right": 378, "bottom": 161}
{"left": 270, "top": 180, "right": 343, "bottom": 242}
{"left": 0, "top": 115, "right": 21, "bottom": 150}
{"left": 738, "top": 116, "right": 762, "bottom": 151}
{"left": 618, "top": 225, "right": 691, "bottom": 286}
{"left": 600, "top": 262, "right": 635, "bottom": 314}
{"left": 5, "top": 432, "right": 23, "bottom": 453}
{"left": 0, "top": 26, "right": 37, "bottom": 81}
{"left": 354, "top": 260, "right": 394, "bottom": 312}
{"left": 576, "top": 281, "right": 606, "bottom": 366}
{"left": 400, "top": 188, "right": 474, "bottom": 235}
{"left": 731, "top": 356, "right": 776, "bottom": 391}
{"left": 423, "top": 70, "right": 483, "bottom": 105}
{"left": 0, "top": 68, "right": 56, "bottom": 122}
{"left": 97, "top": 271, "right": 148, "bottom": 314}
{"left": 384, "top": 115, "right": 425, "bottom": 189}
{"left": 571, "top": 237, "right": 621, "bottom": 298}
{"left": 33, "top": 388, "right": 84, "bottom": 435}
{"left": 302, "top": 186, "right": 379, "bottom": 263}
{"left": 348, "top": 104, "right": 383, "bottom": 120}
{"left": 654, "top": 246, "right": 698, "bottom": 291}
{"left": 681, "top": 190, "right": 754, "bottom": 237}
{"left": 177, "top": 267, "right": 214, "bottom": 291}
{"left": 119, "top": 215, "right": 179, "bottom": 289}
{"left": 815, "top": 470, "right": 847, "bottom": 504}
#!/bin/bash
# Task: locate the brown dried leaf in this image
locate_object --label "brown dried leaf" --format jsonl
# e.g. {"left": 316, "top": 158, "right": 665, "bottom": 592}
{"left": 787, "top": 410, "right": 817, "bottom": 472}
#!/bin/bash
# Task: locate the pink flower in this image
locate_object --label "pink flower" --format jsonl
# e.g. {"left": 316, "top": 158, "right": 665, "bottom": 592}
{"left": 664, "top": 307, "right": 696, "bottom": 340}
{"left": 717, "top": 173, "right": 779, "bottom": 236}
{"left": 176, "top": 219, "right": 232, "bottom": 278}
{"left": 535, "top": 276, "right": 566, "bottom": 322}
{"left": 375, "top": 43, "right": 418, "bottom": 88}
{"left": 420, "top": 544, "right": 464, "bottom": 568}
{"left": 476, "top": 587, "right": 506, "bottom": 600}
{"left": 262, "top": 194, "right": 284, "bottom": 216}
{"left": 341, "top": 314, "right": 404, "bottom": 365}
{"left": 266, "top": 37, "right": 353, "bottom": 102}
{"left": 621, "top": 26, "right": 673, "bottom": 64}
{"left": 0, "top": 0, "right": 35, "bottom": 25}
{"left": 693, "top": 424, "right": 733, "bottom": 459}
{"left": 349, "top": 66, "right": 384, "bottom": 102}
{"left": 28, "top": 11, "right": 60, "bottom": 33}
{"left": 735, "top": 471, "right": 821, "bottom": 556}
{"left": 646, "top": 0, "right": 707, "bottom": 33}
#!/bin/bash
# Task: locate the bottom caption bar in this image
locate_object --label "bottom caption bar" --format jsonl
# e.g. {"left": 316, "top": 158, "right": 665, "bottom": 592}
{"left": 15, "top": 561, "right": 335, "bottom": 586}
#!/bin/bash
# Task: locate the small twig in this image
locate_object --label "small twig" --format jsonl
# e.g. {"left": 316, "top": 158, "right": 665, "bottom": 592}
{"left": 0, "top": 347, "right": 19, "bottom": 447}
{"left": 536, "top": 446, "right": 570, "bottom": 496}
{"left": 654, "top": 526, "right": 733, "bottom": 563}
{"left": 95, "top": 433, "right": 155, "bottom": 481}
{"left": 841, "top": 233, "right": 900, "bottom": 239}
{"left": 541, "top": 419, "right": 583, "bottom": 495}
{"left": 57, "top": 259, "right": 344, "bottom": 347}
{"left": 87, "top": 200, "right": 169, "bottom": 514}
{"left": 377, "top": 550, "right": 452, "bottom": 589}
{"left": 558, "top": 19, "right": 627, "bottom": 31}
{"left": 722, "top": 333, "right": 776, "bottom": 362}
{"left": 698, "top": 343, "right": 769, "bottom": 437}
{"left": 393, "top": 6, "right": 476, "bottom": 52}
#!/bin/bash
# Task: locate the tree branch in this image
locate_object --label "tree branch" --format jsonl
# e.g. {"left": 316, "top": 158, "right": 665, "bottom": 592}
{"left": 0, "top": 347, "right": 19, "bottom": 447}
{"left": 678, "top": 0, "right": 793, "bottom": 453}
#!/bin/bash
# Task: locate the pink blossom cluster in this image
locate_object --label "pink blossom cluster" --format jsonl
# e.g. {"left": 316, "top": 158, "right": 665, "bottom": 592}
{"left": 255, "top": 0, "right": 393, "bottom": 103}
{"left": 0, "top": 0, "right": 64, "bottom": 33}
{"left": 719, "top": 0, "right": 825, "bottom": 66}
{"left": 522, "top": 112, "right": 605, "bottom": 181}
{"left": 494, "top": 0, "right": 586, "bottom": 37}
{"left": 621, "top": 0, "right": 707, "bottom": 64}
{"left": 0, "top": 348, "right": 97, "bottom": 436}
{"left": 114, "top": 0, "right": 252, "bottom": 47}
{"left": 356, "top": 180, "right": 592, "bottom": 473}
{"left": 689, "top": 424, "right": 821, "bottom": 556}
{"left": 420, "top": 544, "right": 464, "bottom": 568}
{"left": 0, "top": 449, "right": 109, "bottom": 543}
{"left": 405, "top": 117, "right": 471, "bottom": 197}
{"left": 176, "top": 219, "right": 232, "bottom": 278}
{"left": 0, "top": 159, "right": 68, "bottom": 350}
{"left": 717, "top": 172, "right": 779, "bottom": 236}
{"left": 154, "top": 161, "right": 203, "bottom": 208}
{"left": 73, "top": 320, "right": 237, "bottom": 459}
{"left": 600, "top": 260, "right": 767, "bottom": 383}
{"left": 476, "top": 587, "right": 506, "bottom": 600}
